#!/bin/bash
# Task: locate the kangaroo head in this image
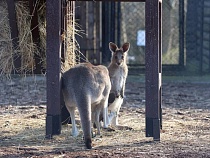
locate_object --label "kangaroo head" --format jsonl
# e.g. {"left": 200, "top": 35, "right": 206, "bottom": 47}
{"left": 109, "top": 42, "right": 130, "bottom": 66}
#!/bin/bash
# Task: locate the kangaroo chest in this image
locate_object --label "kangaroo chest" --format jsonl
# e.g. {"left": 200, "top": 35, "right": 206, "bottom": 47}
{"left": 109, "top": 66, "right": 127, "bottom": 91}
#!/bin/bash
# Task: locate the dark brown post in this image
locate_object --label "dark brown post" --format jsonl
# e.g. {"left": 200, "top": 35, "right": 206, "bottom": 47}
{"left": 75, "top": 1, "right": 87, "bottom": 63}
{"left": 29, "top": 0, "right": 42, "bottom": 74}
{"left": 6, "top": 0, "right": 21, "bottom": 74}
{"left": 159, "top": 0, "right": 162, "bottom": 130}
{"left": 95, "top": 2, "right": 101, "bottom": 64}
{"left": 145, "top": 0, "right": 162, "bottom": 141}
{"left": 87, "top": 1, "right": 95, "bottom": 64}
{"left": 46, "top": 0, "right": 62, "bottom": 138}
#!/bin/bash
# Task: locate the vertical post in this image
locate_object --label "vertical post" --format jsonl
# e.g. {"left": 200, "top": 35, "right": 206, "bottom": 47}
{"left": 199, "top": 0, "right": 204, "bottom": 74}
{"left": 95, "top": 2, "right": 101, "bottom": 64}
{"left": 102, "top": 2, "right": 116, "bottom": 65}
{"left": 61, "top": 0, "right": 66, "bottom": 62}
{"left": 117, "top": 2, "right": 121, "bottom": 47}
{"left": 110, "top": 2, "right": 116, "bottom": 43}
{"left": 46, "top": 0, "right": 62, "bottom": 138}
{"left": 159, "top": 0, "right": 162, "bottom": 130}
{"left": 29, "top": 0, "right": 42, "bottom": 74}
{"left": 102, "top": 2, "right": 109, "bottom": 65}
{"left": 6, "top": 0, "right": 21, "bottom": 74}
{"left": 75, "top": 1, "right": 87, "bottom": 63}
{"left": 179, "top": 0, "right": 185, "bottom": 68}
{"left": 87, "top": 1, "right": 95, "bottom": 64}
{"left": 145, "top": 0, "right": 162, "bottom": 141}
{"left": 60, "top": 0, "right": 72, "bottom": 125}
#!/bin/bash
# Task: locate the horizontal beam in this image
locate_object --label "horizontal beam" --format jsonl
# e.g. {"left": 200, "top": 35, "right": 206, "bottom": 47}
{"left": 15, "top": 0, "right": 162, "bottom": 2}
{"left": 69, "top": 0, "right": 146, "bottom": 2}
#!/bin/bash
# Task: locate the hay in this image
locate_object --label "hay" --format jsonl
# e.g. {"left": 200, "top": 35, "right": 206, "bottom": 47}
{"left": 16, "top": 0, "right": 48, "bottom": 73}
{"left": 0, "top": 1, "right": 13, "bottom": 75}
{"left": 0, "top": 0, "right": 47, "bottom": 74}
{"left": 61, "top": 1, "right": 83, "bottom": 73}
{"left": 61, "top": 2, "right": 76, "bottom": 72}
{"left": 0, "top": 0, "right": 80, "bottom": 75}
{"left": 0, "top": 0, "right": 46, "bottom": 74}
{"left": 15, "top": 1, "right": 37, "bottom": 73}
{"left": 37, "top": 0, "right": 47, "bottom": 71}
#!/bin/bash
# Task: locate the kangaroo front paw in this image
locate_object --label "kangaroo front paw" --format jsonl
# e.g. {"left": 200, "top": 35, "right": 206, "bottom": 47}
{"left": 111, "top": 116, "right": 119, "bottom": 126}
{"left": 72, "top": 127, "right": 79, "bottom": 137}
{"left": 107, "top": 112, "right": 117, "bottom": 125}
{"left": 109, "top": 111, "right": 117, "bottom": 119}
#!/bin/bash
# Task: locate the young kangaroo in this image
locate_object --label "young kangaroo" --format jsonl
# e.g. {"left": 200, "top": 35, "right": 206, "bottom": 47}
{"left": 108, "top": 42, "right": 130, "bottom": 126}
{"left": 62, "top": 63, "right": 114, "bottom": 149}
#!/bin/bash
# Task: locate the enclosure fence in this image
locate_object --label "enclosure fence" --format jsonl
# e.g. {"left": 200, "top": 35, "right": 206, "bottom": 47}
{"left": 120, "top": 0, "right": 210, "bottom": 75}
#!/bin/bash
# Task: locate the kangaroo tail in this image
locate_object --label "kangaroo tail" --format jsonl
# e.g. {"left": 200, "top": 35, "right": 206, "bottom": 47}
{"left": 77, "top": 97, "right": 92, "bottom": 149}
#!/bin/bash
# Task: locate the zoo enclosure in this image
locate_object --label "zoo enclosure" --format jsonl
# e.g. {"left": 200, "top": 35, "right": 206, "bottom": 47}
{"left": 2, "top": 0, "right": 210, "bottom": 75}
{"left": 75, "top": 0, "right": 210, "bottom": 75}
{"left": 120, "top": 0, "right": 210, "bottom": 74}
{"left": 46, "top": 0, "right": 162, "bottom": 142}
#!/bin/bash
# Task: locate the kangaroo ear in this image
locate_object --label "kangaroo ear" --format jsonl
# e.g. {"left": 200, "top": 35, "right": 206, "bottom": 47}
{"left": 122, "top": 42, "right": 130, "bottom": 53}
{"left": 109, "top": 42, "right": 118, "bottom": 52}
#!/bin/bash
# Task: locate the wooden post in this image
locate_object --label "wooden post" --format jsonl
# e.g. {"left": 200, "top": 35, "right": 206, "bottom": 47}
{"left": 145, "top": 0, "right": 162, "bottom": 141}
{"left": 102, "top": 2, "right": 111, "bottom": 65}
{"left": 29, "top": 0, "right": 42, "bottom": 74}
{"left": 75, "top": 1, "right": 87, "bottom": 63}
{"left": 6, "top": 0, "right": 21, "bottom": 74}
{"left": 179, "top": 0, "right": 185, "bottom": 68}
{"left": 46, "top": 0, "right": 62, "bottom": 138}
{"left": 159, "top": 0, "right": 162, "bottom": 130}
{"left": 95, "top": 2, "right": 101, "bottom": 64}
{"left": 87, "top": 1, "right": 95, "bottom": 64}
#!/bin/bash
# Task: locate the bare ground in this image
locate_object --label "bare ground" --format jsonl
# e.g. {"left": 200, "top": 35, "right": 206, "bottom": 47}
{"left": 0, "top": 76, "right": 210, "bottom": 158}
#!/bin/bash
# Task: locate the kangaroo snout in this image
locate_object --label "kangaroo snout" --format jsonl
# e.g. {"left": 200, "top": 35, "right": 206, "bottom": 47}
{"left": 117, "top": 62, "right": 122, "bottom": 66}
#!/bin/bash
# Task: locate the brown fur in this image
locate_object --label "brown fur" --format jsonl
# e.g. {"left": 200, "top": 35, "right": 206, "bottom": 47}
{"left": 108, "top": 42, "right": 130, "bottom": 126}
{"left": 62, "top": 63, "right": 112, "bottom": 149}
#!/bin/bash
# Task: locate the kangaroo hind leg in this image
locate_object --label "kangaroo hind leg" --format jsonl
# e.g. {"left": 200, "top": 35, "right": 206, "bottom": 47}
{"left": 67, "top": 107, "right": 79, "bottom": 137}
{"left": 92, "top": 105, "right": 102, "bottom": 135}
{"left": 103, "top": 97, "right": 116, "bottom": 128}
{"left": 77, "top": 98, "right": 92, "bottom": 149}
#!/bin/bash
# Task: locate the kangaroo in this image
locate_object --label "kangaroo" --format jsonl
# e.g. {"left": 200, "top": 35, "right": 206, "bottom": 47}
{"left": 108, "top": 42, "right": 130, "bottom": 126}
{"left": 62, "top": 63, "right": 114, "bottom": 149}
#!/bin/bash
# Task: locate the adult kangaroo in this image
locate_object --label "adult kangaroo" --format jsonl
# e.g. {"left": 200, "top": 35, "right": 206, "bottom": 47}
{"left": 62, "top": 63, "right": 114, "bottom": 149}
{"left": 108, "top": 42, "right": 130, "bottom": 126}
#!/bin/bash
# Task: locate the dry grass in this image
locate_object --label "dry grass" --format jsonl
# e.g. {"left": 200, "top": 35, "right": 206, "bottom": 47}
{"left": 0, "top": 81, "right": 210, "bottom": 157}
{"left": 0, "top": 1, "right": 13, "bottom": 74}
{"left": 61, "top": 1, "right": 87, "bottom": 73}
{"left": 0, "top": 105, "right": 210, "bottom": 157}
{"left": 0, "top": 0, "right": 47, "bottom": 74}
{"left": 0, "top": 0, "right": 79, "bottom": 75}
{"left": 16, "top": 1, "right": 37, "bottom": 73}
{"left": 61, "top": 2, "right": 76, "bottom": 72}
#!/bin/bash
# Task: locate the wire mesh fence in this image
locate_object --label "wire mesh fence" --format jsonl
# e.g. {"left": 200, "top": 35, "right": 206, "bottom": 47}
{"left": 120, "top": 0, "right": 210, "bottom": 75}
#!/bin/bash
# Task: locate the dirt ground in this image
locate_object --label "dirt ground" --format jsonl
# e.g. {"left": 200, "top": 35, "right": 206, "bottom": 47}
{"left": 0, "top": 75, "right": 210, "bottom": 158}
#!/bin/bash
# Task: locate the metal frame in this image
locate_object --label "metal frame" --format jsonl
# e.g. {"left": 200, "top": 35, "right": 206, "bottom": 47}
{"left": 46, "top": 0, "right": 162, "bottom": 141}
